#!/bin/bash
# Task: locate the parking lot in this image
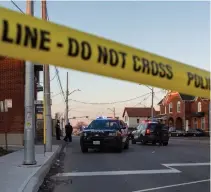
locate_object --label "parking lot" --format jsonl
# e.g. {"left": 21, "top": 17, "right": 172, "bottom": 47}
{"left": 41, "top": 137, "right": 210, "bottom": 192}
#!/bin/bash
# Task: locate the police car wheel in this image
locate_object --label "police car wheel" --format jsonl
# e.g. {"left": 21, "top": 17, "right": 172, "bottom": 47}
{"left": 132, "top": 139, "right": 136, "bottom": 144}
{"left": 116, "top": 146, "right": 123, "bottom": 153}
{"left": 124, "top": 140, "right": 129, "bottom": 149}
{"left": 81, "top": 145, "right": 88, "bottom": 153}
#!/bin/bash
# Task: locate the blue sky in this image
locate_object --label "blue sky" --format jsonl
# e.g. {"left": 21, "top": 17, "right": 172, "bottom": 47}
{"left": 0, "top": 1, "right": 210, "bottom": 124}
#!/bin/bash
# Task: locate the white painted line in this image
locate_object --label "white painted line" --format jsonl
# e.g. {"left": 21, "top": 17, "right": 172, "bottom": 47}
{"left": 163, "top": 162, "right": 211, "bottom": 167}
{"left": 55, "top": 168, "right": 181, "bottom": 177}
{"left": 53, "top": 162, "right": 210, "bottom": 178}
{"left": 132, "top": 179, "right": 210, "bottom": 192}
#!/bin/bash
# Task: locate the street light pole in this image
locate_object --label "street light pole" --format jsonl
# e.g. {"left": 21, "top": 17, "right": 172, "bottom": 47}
{"left": 65, "top": 72, "right": 69, "bottom": 125}
{"left": 151, "top": 87, "right": 154, "bottom": 120}
{"left": 42, "top": 0, "right": 52, "bottom": 152}
{"left": 23, "top": 0, "right": 36, "bottom": 165}
{"left": 65, "top": 72, "right": 80, "bottom": 125}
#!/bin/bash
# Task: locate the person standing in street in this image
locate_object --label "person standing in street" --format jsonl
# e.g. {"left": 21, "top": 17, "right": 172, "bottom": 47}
{"left": 55, "top": 120, "right": 61, "bottom": 140}
{"left": 64, "top": 122, "right": 73, "bottom": 142}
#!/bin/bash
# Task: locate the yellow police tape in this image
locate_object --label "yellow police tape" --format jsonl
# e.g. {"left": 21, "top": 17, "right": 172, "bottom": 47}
{"left": 0, "top": 7, "right": 210, "bottom": 98}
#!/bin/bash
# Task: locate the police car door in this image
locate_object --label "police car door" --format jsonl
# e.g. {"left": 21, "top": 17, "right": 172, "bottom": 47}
{"left": 120, "top": 121, "right": 127, "bottom": 142}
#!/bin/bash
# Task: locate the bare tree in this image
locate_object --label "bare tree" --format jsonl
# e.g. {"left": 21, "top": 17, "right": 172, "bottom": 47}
{"left": 75, "top": 121, "right": 88, "bottom": 130}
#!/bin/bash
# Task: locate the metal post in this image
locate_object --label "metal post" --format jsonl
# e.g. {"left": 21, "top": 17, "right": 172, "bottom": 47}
{"left": 65, "top": 72, "right": 69, "bottom": 125}
{"left": 42, "top": 0, "right": 52, "bottom": 152}
{"left": 23, "top": 0, "right": 36, "bottom": 165}
{"left": 113, "top": 107, "right": 116, "bottom": 118}
{"left": 151, "top": 87, "right": 154, "bottom": 120}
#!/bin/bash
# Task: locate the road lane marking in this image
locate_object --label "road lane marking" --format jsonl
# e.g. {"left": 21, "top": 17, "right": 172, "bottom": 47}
{"left": 53, "top": 162, "right": 210, "bottom": 177}
{"left": 163, "top": 162, "right": 211, "bottom": 167}
{"left": 54, "top": 168, "right": 181, "bottom": 177}
{"left": 132, "top": 179, "right": 210, "bottom": 192}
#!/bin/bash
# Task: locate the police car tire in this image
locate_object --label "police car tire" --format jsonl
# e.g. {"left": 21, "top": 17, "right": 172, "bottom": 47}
{"left": 116, "top": 146, "right": 123, "bottom": 153}
{"left": 124, "top": 141, "right": 129, "bottom": 149}
{"left": 132, "top": 140, "right": 136, "bottom": 144}
{"left": 81, "top": 146, "right": 88, "bottom": 153}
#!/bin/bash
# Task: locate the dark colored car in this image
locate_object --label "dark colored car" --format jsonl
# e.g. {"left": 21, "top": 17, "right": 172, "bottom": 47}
{"left": 169, "top": 130, "right": 185, "bottom": 137}
{"left": 185, "top": 128, "right": 205, "bottom": 137}
{"left": 131, "top": 120, "right": 169, "bottom": 146}
{"left": 80, "top": 117, "right": 129, "bottom": 153}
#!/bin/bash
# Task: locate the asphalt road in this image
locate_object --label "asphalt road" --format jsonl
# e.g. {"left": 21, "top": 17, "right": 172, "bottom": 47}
{"left": 40, "top": 136, "right": 210, "bottom": 192}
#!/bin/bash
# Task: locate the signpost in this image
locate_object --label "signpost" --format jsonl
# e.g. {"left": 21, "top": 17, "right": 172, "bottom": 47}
{"left": 0, "top": 99, "right": 12, "bottom": 151}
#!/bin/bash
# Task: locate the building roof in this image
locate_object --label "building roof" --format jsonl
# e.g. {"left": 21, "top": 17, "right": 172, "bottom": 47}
{"left": 157, "top": 92, "right": 195, "bottom": 105}
{"left": 179, "top": 93, "right": 195, "bottom": 101}
{"left": 122, "top": 107, "right": 157, "bottom": 117}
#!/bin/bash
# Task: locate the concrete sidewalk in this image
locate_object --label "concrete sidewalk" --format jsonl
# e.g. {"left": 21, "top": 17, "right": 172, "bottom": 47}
{"left": 0, "top": 138, "right": 65, "bottom": 192}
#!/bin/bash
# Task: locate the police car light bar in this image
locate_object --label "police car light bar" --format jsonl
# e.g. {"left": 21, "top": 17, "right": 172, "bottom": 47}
{"left": 96, "top": 116, "right": 108, "bottom": 119}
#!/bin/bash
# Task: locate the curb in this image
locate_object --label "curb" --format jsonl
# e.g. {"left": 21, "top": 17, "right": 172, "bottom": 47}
{"left": 170, "top": 138, "right": 210, "bottom": 144}
{"left": 20, "top": 142, "right": 66, "bottom": 192}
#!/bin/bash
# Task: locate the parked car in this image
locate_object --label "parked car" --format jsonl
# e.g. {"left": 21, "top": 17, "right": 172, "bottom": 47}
{"left": 185, "top": 128, "right": 205, "bottom": 137}
{"left": 131, "top": 120, "right": 169, "bottom": 146}
{"left": 169, "top": 130, "right": 185, "bottom": 137}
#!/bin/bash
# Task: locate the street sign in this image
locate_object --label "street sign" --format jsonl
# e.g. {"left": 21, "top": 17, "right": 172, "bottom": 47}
{"left": 5, "top": 99, "right": 12, "bottom": 108}
{"left": 4, "top": 101, "right": 8, "bottom": 112}
{"left": 0, "top": 101, "right": 4, "bottom": 112}
{"left": 34, "top": 100, "right": 43, "bottom": 105}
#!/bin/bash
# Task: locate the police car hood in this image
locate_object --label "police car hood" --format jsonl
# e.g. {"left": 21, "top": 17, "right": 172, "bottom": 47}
{"left": 83, "top": 129, "right": 117, "bottom": 133}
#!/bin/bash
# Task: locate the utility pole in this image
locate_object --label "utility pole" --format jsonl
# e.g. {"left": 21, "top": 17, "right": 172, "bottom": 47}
{"left": 42, "top": 0, "right": 52, "bottom": 152}
{"left": 139, "top": 84, "right": 154, "bottom": 120}
{"left": 108, "top": 107, "right": 116, "bottom": 118}
{"left": 23, "top": 0, "right": 36, "bottom": 165}
{"left": 151, "top": 87, "right": 154, "bottom": 120}
{"left": 65, "top": 72, "right": 69, "bottom": 125}
{"left": 113, "top": 107, "right": 116, "bottom": 118}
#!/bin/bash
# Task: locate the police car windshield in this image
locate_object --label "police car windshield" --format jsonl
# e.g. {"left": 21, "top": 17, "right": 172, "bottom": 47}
{"left": 87, "top": 120, "right": 120, "bottom": 129}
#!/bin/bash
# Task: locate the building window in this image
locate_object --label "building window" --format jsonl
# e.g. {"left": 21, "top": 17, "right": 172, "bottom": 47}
{"left": 201, "top": 117, "right": 205, "bottom": 130}
{"left": 198, "top": 102, "right": 202, "bottom": 112}
{"left": 125, "top": 116, "right": 128, "bottom": 122}
{"left": 137, "top": 119, "right": 139, "bottom": 124}
{"left": 169, "top": 102, "right": 173, "bottom": 113}
{"left": 177, "top": 101, "right": 181, "bottom": 113}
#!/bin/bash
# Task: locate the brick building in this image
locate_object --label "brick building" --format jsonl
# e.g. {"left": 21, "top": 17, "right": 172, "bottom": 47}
{"left": 156, "top": 91, "right": 210, "bottom": 132}
{"left": 0, "top": 57, "right": 42, "bottom": 145}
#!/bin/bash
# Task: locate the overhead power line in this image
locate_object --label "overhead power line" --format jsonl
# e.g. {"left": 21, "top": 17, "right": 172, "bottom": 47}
{"left": 11, "top": 0, "right": 24, "bottom": 13}
{"left": 69, "top": 92, "right": 151, "bottom": 105}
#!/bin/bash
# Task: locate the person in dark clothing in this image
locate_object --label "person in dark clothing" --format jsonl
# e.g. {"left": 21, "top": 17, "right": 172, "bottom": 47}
{"left": 64, "top": 122, "right": 73, "bottom": 142}
{"left": 55, "top": 120, "right": 61, "bottom": 140}
{"left": 156, "top": 123, "right": 163, "bottom": 146}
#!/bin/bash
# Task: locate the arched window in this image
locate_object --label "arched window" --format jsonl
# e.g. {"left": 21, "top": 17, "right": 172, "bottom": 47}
{"left": 198, "top": 102, "right": 202, "bottom": 112}
{"left": 177, "top": 101, "right": 181, "bottom": 113}
{"left": 169, "top": 102, "right": 173, "bottom": 113}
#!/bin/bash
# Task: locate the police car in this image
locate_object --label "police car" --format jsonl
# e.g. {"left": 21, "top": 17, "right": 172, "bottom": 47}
{"left": 80, "top": 117, "right": 129, "bottom": 153}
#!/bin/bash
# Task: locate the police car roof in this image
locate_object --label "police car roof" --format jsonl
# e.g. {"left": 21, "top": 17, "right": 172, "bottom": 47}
{"left": 95, "top": 116, "right": 118, "bottom": 120}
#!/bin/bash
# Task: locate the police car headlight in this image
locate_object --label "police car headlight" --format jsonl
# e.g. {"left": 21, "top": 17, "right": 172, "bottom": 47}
{"left": 108, "top": 132, "right": 116, "bottom": 136}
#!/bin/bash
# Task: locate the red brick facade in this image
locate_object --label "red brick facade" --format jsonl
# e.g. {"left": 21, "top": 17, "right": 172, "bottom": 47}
{"left": 157, "top": 92, "right": 210, "bottom": 132}
{"left": 0, "top": 58, "right": 25, "bottom": 133}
